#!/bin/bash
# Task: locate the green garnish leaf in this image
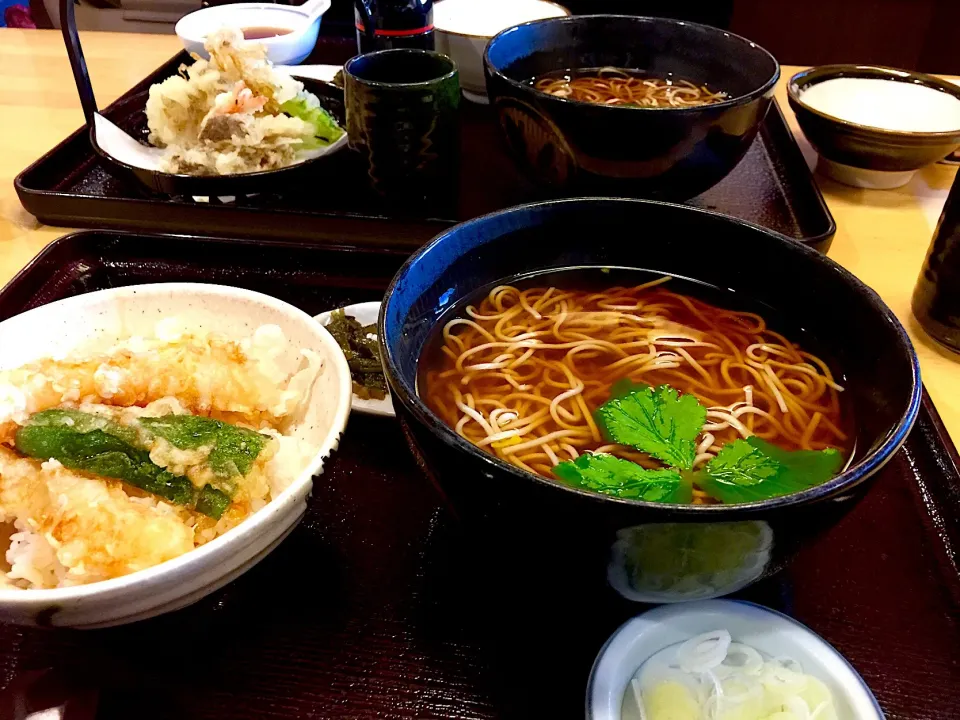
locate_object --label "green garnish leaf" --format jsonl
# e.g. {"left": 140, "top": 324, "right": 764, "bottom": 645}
{"left": 280, "top": 93, "right": 344, "bottom": 149}
{"left": 698, "top": 437, "right": 843, "bottom": 503}
{"left": 608, "top": 378, "right": 650, "bottom": 401}
{"left": 553, "top": 453, "right": 692, "bottom": 503}
{"left": 595, "top": 386, "right": 707, "bottom": 470}
{"left": 138, "top": 415, "right": 267, "bottom": 478}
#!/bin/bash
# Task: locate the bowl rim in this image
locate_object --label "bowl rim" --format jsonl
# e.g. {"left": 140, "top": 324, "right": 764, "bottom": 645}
{"left": 787, "top": 64, "right": 960, "bottom": 140}
{"left": 175, "top": 1, "right": 327, "bottom": 44}
{"left": 0, "top": 282, "right": 352, "bottom": 606}
{"left": 584, "top": 599, "right": 885, "bottom": 720}
{"left": 482, "top": 14, "right": 781, "bottom": 113}
{"left": 380, "top": 197, "right": 922, "bottom": 515}
{"left": 433, "top": 0, "right": 569, "bottom": 41}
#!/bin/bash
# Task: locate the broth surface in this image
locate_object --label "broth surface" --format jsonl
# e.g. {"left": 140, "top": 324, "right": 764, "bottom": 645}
{"left": 531, "top": 68, "right": 728, "bottom": 107}
{"left": 241, "top": 26, "right": 292, "bottom": 40}
{"left": 418, "top": 268, "right": 852, "bottom": 503}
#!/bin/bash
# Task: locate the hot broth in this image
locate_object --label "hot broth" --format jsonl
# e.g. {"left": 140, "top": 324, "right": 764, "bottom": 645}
{"left": 531, "top": 67, "right": 728, "bottom": 108}
{"left": 417, "top": 268, "right": 853, "bottom": 504}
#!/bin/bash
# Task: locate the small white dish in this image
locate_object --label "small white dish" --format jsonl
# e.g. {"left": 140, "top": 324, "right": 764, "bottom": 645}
{"left": 176, "top": 0, "right": 331, "bottom": 66}
{"left": 0, "top": 283, "right": 352, "bottom": 628}
{"left": 434, "top": 0, "right": 568, "bottom": 103}
{"left": 315, "top": 302, "right": 394, "bottom": 418}
{"left": 588, "top": 600, "right": 884, "bottom": 720}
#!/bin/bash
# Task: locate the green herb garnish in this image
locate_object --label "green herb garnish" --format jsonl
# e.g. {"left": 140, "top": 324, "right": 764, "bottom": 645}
{"left": 554, "top": 453, "right": 692, "bottom": 503}
{"left": 595, "top": 384, "right": 706, "bottom": 470}
{"left": 696, "top": 437, "right": 843, "bottom": 504}
{"left": 280, "top": 93, "right": 344, "bottom": 149}
{"left": 552, "top": 384, "right": 844, "bottom": 505}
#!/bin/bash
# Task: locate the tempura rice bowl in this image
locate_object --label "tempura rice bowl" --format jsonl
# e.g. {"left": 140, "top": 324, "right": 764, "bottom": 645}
{"left": 0, "top": 283, "right": 351, "bottom": 627}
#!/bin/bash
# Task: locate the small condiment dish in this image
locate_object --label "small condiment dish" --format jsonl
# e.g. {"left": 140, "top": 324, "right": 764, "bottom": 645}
{"left": 789, "top": 64, "right": 960, "bottom": 189}
{"left": 433, "top": 0, "right": 568, "bottom": 103}
{"left": 176, "top": 0, "right": 331, "bottom": 66}
{"left": 588, "top": 599, "right": 884, "bottom": 720}
{"left": 0, "top": 283, "right": 352, "bottom": 627}
{"left": 315, "top": 301, "right": 394, "bottom": 418}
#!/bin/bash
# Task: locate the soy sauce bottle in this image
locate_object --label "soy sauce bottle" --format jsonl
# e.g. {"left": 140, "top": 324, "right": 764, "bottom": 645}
{"left": 913, "top": 173, "right": 960, "bottom": 351}
{"left": 354, "top": 0, "right": 435, "bottom": 54}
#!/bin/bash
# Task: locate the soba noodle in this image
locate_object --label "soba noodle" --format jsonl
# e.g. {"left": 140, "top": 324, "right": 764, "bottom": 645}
{"left": 532, "top": 67, "right": 728, "bottom": 107}
{"left": 419, "top": 278, "right": 849, "bottom": 504}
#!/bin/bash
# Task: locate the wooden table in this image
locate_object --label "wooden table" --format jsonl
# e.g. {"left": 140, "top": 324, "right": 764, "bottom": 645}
{"left": 2, "top": 28, "right": 959, "bottom": 440}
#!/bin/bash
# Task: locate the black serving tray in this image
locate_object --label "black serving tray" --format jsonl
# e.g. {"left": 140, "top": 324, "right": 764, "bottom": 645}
{"left": 0, "top": 230, "right": 957, "bottom": 720}
{"left": 15, "top": 47, "right": 836, "bottom": 252}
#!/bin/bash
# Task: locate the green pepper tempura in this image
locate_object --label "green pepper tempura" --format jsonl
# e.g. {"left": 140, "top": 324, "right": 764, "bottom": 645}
{"left": 14, "top": 408, "right": 273, "bottom": 520}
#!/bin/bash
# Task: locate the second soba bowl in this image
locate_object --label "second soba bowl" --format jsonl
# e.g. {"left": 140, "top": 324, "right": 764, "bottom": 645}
{"left": 380, "top": 199, "right": 920, "bottom": 603}
{"left": 483, "top": 15, "right": 780, "bottom": 198}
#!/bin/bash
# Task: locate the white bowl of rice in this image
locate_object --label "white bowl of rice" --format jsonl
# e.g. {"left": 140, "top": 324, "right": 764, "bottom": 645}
{"left": 0, "top": 283, "right": 351, "bottom": 628}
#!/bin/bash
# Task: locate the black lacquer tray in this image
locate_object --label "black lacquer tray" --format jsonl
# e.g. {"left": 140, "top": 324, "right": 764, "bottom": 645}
{"left": 0, "top": 230, "right": 956, "bottom": 720}
{"left": 15, "top": 45, "right": 836, "bottom": 252}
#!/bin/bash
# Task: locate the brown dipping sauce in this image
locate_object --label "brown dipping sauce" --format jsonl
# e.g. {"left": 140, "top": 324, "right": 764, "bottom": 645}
{"left": 241, "top": 26, "right": 292, "bottom": 40}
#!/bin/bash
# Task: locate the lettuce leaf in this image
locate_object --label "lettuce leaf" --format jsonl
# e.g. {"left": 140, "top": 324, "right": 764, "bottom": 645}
{"left": 280, "top": 92, "right": 344, "bottom": 149}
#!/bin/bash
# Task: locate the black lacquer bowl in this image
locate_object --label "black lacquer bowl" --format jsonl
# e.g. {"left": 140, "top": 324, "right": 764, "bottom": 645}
{"left": 380, "top": 199, "right": 921, "bottom": 603}
{"left": 482, "top": 15, "right": 780, "bottom": 199}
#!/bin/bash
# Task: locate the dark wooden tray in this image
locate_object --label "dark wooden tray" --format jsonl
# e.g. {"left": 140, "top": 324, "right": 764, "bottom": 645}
{"left": 0, "top": 230, "right": 956, "bottom": 720}
{"left": 15, "top": 47, "right": 836, "bottom": 252}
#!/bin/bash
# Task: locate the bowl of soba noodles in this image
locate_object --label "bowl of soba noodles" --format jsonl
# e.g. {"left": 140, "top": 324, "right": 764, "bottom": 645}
{"left": 483, "top": 15, "right": 779, "bottom": 198}
{"left": 379, "top": 198, "right": 920, "bottom": 604}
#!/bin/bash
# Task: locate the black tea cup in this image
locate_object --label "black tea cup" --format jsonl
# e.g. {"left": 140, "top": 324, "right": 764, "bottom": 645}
{"left": 344, "top": 49, "right": 460, "bottom": 200}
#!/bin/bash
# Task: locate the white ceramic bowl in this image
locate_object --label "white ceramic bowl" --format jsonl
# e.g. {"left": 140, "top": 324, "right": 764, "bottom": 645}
{"left": 0, "top": 283, "right": 352, "bottom": 628}
{"left": 176, "top": 0, "right": 330, "bottom": 66}
{"left": 433, "top": 0, "right": 568, "bottom": 103}
{"left": 588, "top": 600, "right": 884, "bottom": 720}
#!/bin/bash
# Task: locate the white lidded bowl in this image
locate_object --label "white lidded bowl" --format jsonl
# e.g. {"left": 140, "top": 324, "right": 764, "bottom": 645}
{"left": 0, "top": 283, "right": 352, "bottom": 628}
{"left": 176, "top": 0, "right": 330, "bottom": 66}
{"left": 588, "top": 600, "right": 884, "bottom": 720}
{"left": 434, "top": 0, "right": 567, "bottom": 103}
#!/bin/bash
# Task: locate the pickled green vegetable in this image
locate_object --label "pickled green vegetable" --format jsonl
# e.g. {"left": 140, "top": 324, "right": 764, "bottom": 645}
{"left": 326, "top": 309, "right": 388, "bottom": 400}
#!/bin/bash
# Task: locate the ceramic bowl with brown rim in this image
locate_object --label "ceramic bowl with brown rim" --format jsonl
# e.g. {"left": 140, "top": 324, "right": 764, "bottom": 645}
{"left": 788, "top": 64, "right": 960, "bottom": 189}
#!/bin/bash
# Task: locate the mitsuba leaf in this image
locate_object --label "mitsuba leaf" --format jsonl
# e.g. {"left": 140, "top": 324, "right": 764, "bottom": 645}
{"left": 595, "top": 386, "right": 707, "bottom": 470}
{"left": 698, "top": 437, "right": 843, "bottom": 504}
{"left": 608, "top": 378, "right": 650, "bottom": 401}
{"left": 553, "top": 453, "right": 692, "bottom": 503}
